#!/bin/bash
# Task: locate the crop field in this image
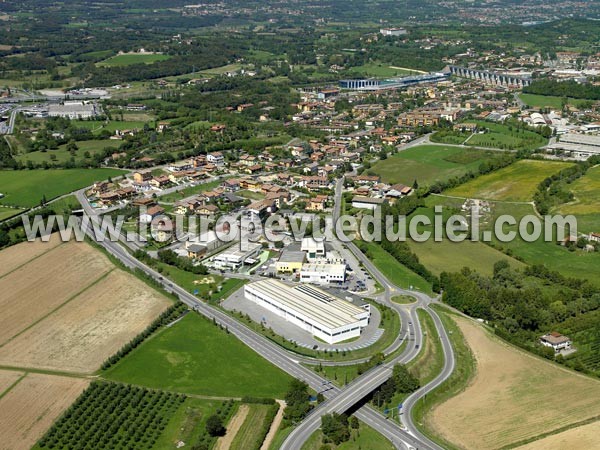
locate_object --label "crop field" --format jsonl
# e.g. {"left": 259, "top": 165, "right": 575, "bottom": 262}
{"left": 16, "top": 139, "right": 122, "bottom": 165}
{"left": 0, "top": 372, "right": 89, "bottom": 450}
{"left": 0, "top": 206, "right": 22, "bottom": 221}
{"left": 0, "top": 270, "right": 171, "bottom": 373}
{"left": 0, "top": 369, "right": 23, "bottom": 394}
{"left": 97, "top": 52, "right": 171, "bottom": 67}
{"left": 428, "top": 317, "right": 600, "bottom": 449}
{"left": 0, "top": 241, "right": 113, "bottom": 345}
{"left": 516, "top": 421, "right": 600, "bottom": 450}
{"left": 347, "top": 62, "right": 416, "bottom": 77}
{"left": 370, "top": 145, "right": 505, "bottom": 186}
{"left": 230, "top": 403, "right": 274, "bottom": 450}
{"left": 0, "top": 233, "right": 62, "bottom": 277}
{"left": 0, "top": 168, "right": 126, "bottom": 207}
{"left": 104, "top": 313, "right": 294, "bottom": 398}
{"left": 446, "top": 159, "right": 573, "bottom": 202}
{"left": 0, "top": 238, "right": 171, "bottom": 373}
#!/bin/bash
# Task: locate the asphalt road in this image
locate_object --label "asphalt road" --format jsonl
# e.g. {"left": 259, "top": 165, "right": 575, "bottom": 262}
{"left": 75, "top": 173, "right": 456, "bottom": 450}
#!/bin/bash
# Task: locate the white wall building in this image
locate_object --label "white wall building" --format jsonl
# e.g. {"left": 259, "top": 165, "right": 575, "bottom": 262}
{"left": 212, "top": 242, "right": 262, "bottom": 270}
{"left": 380, "top": 27, "right": 407, "bottom": 36}
{"left": 301, "top": 237, "right": 326, "bottom": 261}
{"left": 540, "top": 332, "right": 572, "bottom": 353}
{"left": 244, "top": 279, "right": 370, "bottom": 344}
{"left": 48, "top": 101, "right": 98, "bottom": 119}
{"left": 300, "top": 263, "right": 346, "bottom": 285}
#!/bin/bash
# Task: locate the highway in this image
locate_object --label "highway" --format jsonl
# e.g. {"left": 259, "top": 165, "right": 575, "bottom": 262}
{"left": 75, "top": 174, "right": 456, "bottom": 450}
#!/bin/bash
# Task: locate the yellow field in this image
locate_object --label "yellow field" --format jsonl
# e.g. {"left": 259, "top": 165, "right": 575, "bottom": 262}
{"left": 0, "top": 234, "right": 62, "bottom": 277}
{"left": 0, "top": 270, "right": 171, "bottom": 373}
{"left": 0, "top": 235, "right": 171, "bottom": 373}
{"left": 0, "top": 369, "right": 23, "bottom": 394}
{"left": 446, "top": 160, "right": 572, "bottom": 202}
{"left": 0, "top": 241, "right": 113, "bottom": 345}
{"left": 429, "top": 317, "right": 600, "bottom": 449}
{"left": 0, "top": 372, "right": 89, "bottom": 450}
{"left": 516, "top": 421, "right": 600, "bottom": 450}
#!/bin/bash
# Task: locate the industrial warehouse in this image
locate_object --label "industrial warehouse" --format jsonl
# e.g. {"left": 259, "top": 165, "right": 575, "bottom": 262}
{"left": 244, "top": 279, "right": 370, "bottom": 344}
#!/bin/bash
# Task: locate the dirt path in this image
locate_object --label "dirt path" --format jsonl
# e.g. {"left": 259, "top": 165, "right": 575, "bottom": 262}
{"left": 215, "top": 404, "right": 250, "bottom": 450}
{"left": 260, "top": 400, "right": 286, "bottom": 450}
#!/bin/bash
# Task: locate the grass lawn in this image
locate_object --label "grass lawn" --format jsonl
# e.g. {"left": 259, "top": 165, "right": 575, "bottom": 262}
{"left": 72, "top": 119, "right": 150, "bottom": 133}
{"left": 392, "top": 295, "right": 416, "bottom": 304}
{"left": 518, "top": 93, "right": 593, "bottom": 110}
{"left": 301, "top": 423, "right": 395, "bottom": 450}
{"left": 370, "top": 145, "right": 506, "bottom": 187}
{"left": 556, "top": 165, "right": 600, "bottom": 214}
{"left": 159, "top": 179, "right": 223, "bottom": 203}
{"left": 347, "top": 62, "right": 415, "bottom": 77}
{"left": 103, "top": 313, "right": 293, "bottom": 398}
{"left": 97, "top": 53, "right": 171, "bottom": 67}
{"left": 200, "top": 63, "right": 243, "bottom": 76}
{"left": 0, "top": 206, "right": 23, "bottom": 221}
{"left": 0, "top": 168, "right": 126, "bottom": 208}
{"left": 153, "top": 397, "right": 222, "bottom": 449}
{"left": 407, "top": 310, "right": 444, "bottom": 385}
{"left": 355, "top": 241, "right": 432, "bottom": 294}
{"left": 16, "top": 139, "right": 122, "bottom": 165}
{"left": 446, "top": 159, "right": 573, "bottom": 202}
{"left": 465, "top": 120, "right": 548, "bottom": 151}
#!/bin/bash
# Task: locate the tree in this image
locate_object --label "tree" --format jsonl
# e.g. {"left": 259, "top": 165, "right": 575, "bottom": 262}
{"left": 349, "top": 416, "right": 359, "bottom": 429}
{"left": 205, "top": 415, "right": 225, "bottom": 437}
{"left": 283, "top": 379, "right": 312, "bottom": 423}
{"left": 321, "top": 413, "right": 350, "bottom": 444}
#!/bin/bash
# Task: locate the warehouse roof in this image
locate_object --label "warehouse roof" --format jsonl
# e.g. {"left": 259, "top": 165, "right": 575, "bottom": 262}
{"left": 245, "top": 279, "right": 367, "bottom": 330}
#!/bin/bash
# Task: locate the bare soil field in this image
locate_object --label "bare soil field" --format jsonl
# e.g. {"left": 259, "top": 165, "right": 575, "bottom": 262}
{"left": 0, "top": 241, "right": 113, "bottom": 345}
{"left": 516, "top": 420, "right": 600, "bottom": 450}
{"left": 0, "top": 235, "right": 62, "bottom": 278}
{"left": 0, "top": 373, "right": 89, "bottom": 450}
{"left": 429, "top": 317, "right": 600, "bottom": 449}
{"left": 0, "top": 369, "right": 24, "bottom": 395}
{"left": 0, "top": 270, "right": 171, "bottom": 373}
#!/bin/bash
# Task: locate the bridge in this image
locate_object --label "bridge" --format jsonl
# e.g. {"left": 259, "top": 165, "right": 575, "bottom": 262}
{"left": 447, "top": 65, "right": 532, "bottom": 87}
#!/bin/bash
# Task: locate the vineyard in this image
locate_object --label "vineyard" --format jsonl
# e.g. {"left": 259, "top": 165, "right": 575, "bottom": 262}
{"left": 36, "top": 382, "right": 185, "bottom": 450}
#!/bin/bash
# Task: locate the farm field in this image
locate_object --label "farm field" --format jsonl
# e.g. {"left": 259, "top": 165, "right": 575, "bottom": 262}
{"left": 230, "top": 403, "right": 274, "bottom": 450}
{"left": 516, "top": 421, "right": 600, "bottom": 450}
{"left": 0, "top": 233, "right": 62, "bottom": 277}
{"left": 0, "top": 369, "right": 23, "bottom": 394}
{"left": 446, "top": 159, "right": 573, "bottom": 202}
{"left": 0, "top": 168, "right": 126, "bottom": 207}
{"left": 518, "top": 93, "right": 593, "bottom": 110}
{"left": 355, "top": 240, "right": 432, "bottom": 293}
{"left": 0, "top": 237, "right": 171, "bottom": 373}
{"left": 555, "top": 165, "right": 600, "bottom": 233}
{"left": 97, "top": 52, "right": 171, "bottom": 67}
{"left": 0, "top": 372, "right": 89, "bottom": 450}
{"left": 0, "top": 270, "right": 171, "bottom": 373}
{"left": 370, "top": 145, "right": 506, "bottom": 186}
{"left": 428, "top": 316, "right": 600, "bottom": 450}
{"left": 199, "top": 63, "right": 243, "bottom": 75}
{"left": 71, "top": 119, "right": 150, "bottom": 133}
{"left": 16, "top": 139, "right": 122, "bottom": 164}
{"left": 408, "top": 238, "right": 524, "bottom": 276}
{"left": 104, "top": 313, "right": 294, "bottom": 398}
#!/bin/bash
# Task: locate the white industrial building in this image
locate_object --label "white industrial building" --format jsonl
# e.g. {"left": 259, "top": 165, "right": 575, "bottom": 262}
{"left": 211, "top": 242, "right": 262, "bottom": 270}
{"left": 244, "top": 279, "right": 370, "bottom": 344}
{"left": 48, "top": 101, "right": 99, "bottom": 119}
{"left": 301, "top": 237, "right": 326, "bottom": 261}
{"left": 300, "top": 263, "right": 346, "bottom": 285}
{"left": 380, "top": 27, "right": 407, "bottom": 36}
{"left": 547, "top": 133, "right": 600, "bottom": 159}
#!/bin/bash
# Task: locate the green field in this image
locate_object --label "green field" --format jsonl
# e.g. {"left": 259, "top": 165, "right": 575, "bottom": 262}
{"left": 104, "top": 313, "right": 293, "bottom": 398}
{"left": 97, "top": 53, "right": 171, "bottom": 67}
{"left": 446, "top": 159, "right": 573, "bottom": 202}
{"left": 0, "top": 168, "right": 126, "bottom": 207}
{"left": 301, "top": 422, "right": 395, "bottom": 450}
{"left": 200, "top": 63, "right": 243, "bottom": 75}
{"left": 464, "top": 120, "right": 548, "bottom": 151}
{"left": 72, "top": 119, "right": 150, "bottom": 133}
{"left": 347, "top": 62, "right": 416, "bottom": 77}
{"left": 16, "top": 139, "right": 122, "bottom": 164}
{"left": 153, "top": 397, "right": 226, "bottom": 450}
{"left": 231, "top": 403, "right": 274, "bottom": 450}
{"left": 370, "top": 145, "right": 506, "bottom": 187}
{"left": 356, "top": 241, "right": 432, "bottom": 293}
{"left": 518, "top": 93, "right": 593, "bottom": 110}
{"left": 0, "top": 206, "right": 23, "bottom": 221}
{"left": 555, "top": 165, "right": 600, "bottom": 233}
